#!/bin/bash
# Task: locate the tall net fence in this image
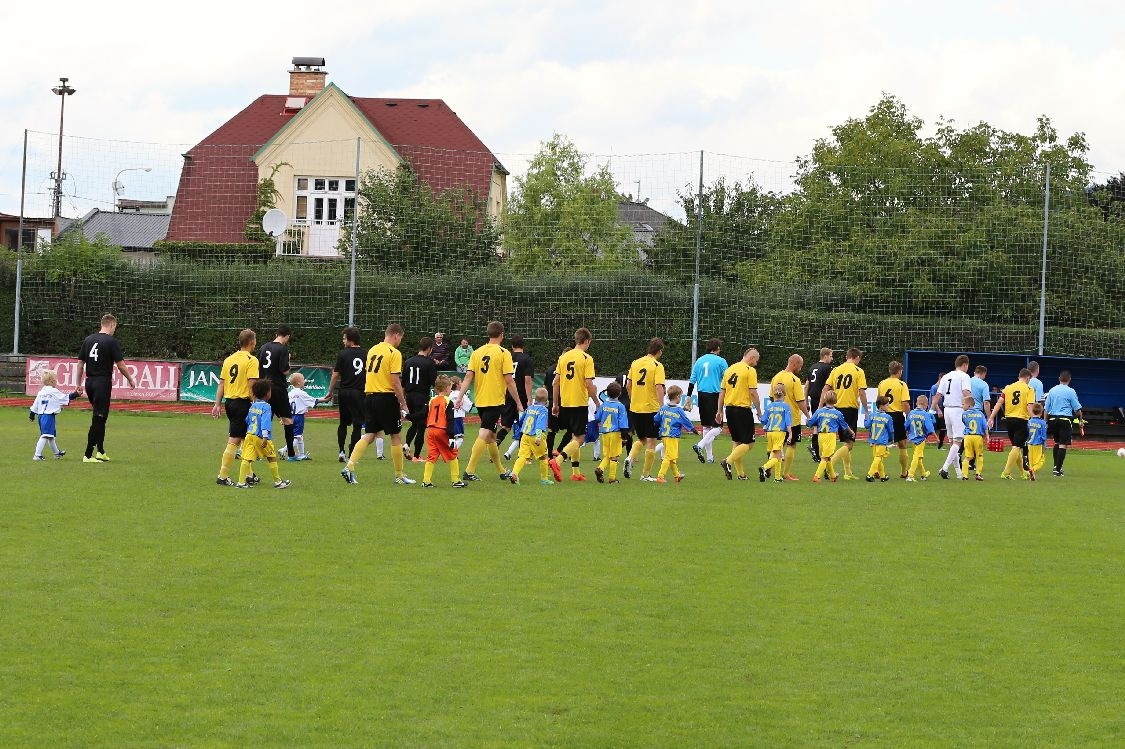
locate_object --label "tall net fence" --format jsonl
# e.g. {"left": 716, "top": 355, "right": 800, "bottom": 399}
{"left": 4, "top": 130, "right": 1124, "bottom": 374}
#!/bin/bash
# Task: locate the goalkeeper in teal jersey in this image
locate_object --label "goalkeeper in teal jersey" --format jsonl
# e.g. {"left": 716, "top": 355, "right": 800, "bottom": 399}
{"left": 905, "top": 395, "right": 936, "bottom": 481}
{"left": 685, "top": 338, "right": 729, "bottom": 463}
{"left": 865, "top": 397, "right": 894, "bottom": 482}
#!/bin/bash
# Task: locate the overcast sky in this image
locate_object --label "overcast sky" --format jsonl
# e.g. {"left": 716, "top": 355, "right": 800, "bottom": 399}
{"left": 2, "top": 0, "right": 1122, "bottom": 217}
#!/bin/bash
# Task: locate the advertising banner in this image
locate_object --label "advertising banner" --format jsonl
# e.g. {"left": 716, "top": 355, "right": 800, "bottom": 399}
{"left": 25, "top": 357, "right": 180, "bottom": 401}
{"left": 179, "top": 363, "right": 332, "bottom": 403}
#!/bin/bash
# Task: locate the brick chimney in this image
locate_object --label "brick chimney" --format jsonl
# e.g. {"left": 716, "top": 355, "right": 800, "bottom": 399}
{"left": 289, "top": 56, "right": 327, "bottom": 98}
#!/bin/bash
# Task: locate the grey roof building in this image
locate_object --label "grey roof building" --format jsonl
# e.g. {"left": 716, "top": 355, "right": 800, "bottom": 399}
{"left": 617, "top": 200, "right": 670, "bottom": 247}
{"left": 59, "top": 209, "right": 171, "bottom": 252}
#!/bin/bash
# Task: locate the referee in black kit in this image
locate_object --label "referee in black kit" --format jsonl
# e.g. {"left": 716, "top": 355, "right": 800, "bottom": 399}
{"left": 77, "top": 313, "right": 136, "bottom": 462}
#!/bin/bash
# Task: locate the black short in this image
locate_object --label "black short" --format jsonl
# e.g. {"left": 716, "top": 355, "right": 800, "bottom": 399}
{"left": 785, "top": 425, "right": 802, "bottom": 446}
{"left": 630, "top": 410, "right": 659, "bottom": 441}
{"left": 478, "top": 405, "right": 503, "bottom": 433}
{"left": 364, "top": 393, "right": 402, "bottom": 435}
{"left": 225, "top": 398, "right": 252, "bottom": 439}
{"left": 337, "top": 388, "right": 364, "bottom": 426}
{"left": 890, "top": 412, "right": 907, "bottom": 443}
{"left": 85, "top": 376, "right": 112, "bottom": 417}
{"left": 405, "top": 391, "right": 429, "bottom": 421}
{"left": 1005, "top": 417, "right": 1029, "bottom": 448}
{"left": 726, "top": 406, "right": 756, "bottom": 444}
{"left": 268, "top": 386, "right": 292, "bottom": 419}
{"left": 500, "top": 401, "right": 520, "bottom": 429}
{"left": 697, "top": 392, "right": 720, "bottom": 428}
{"left": 1048, "top": 416, "right": 1073, "bottom": 445}
{"left": 839, "top": 407, "right": 859, "bottom": 432}
{"left": 558, "top": 406, "right": 589, "bottom": 438}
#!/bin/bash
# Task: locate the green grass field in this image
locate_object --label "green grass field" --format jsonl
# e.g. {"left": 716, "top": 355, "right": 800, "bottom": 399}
{"left": 2, "top": 407, "right": 1122, "bottom": 748}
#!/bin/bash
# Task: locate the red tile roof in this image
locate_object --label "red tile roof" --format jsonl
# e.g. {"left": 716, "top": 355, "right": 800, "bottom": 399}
{"left": 166, "top": 92, "right": 501, "bottom": 243}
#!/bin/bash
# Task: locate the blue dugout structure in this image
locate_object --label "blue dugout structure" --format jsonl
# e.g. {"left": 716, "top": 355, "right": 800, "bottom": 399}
{"left": 903, "top": 351, "right": 1125, "bottom": 435}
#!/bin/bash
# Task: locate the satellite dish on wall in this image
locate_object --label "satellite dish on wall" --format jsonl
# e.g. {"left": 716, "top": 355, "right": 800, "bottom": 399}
{"left": 262, "top": 208, "right": 288, "bottom": 237}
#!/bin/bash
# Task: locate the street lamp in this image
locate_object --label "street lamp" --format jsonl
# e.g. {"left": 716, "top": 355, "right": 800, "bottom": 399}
{"left": 112, "top": 166, "right": 153, "bottom": 211}
{"left": 50, "top": 77, "right": 76, "bottom": 220}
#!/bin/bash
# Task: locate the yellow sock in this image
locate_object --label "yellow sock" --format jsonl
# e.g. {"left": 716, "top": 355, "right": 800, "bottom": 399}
{"left": 347, "top": 438, "right": 370, "bottom": 470}
{"left": 729, "top": 443, "right": 750, "bottom": 463}
{"left": 513, "top": 456, "right": 527, "bottom": 476}
{"left": 763, "top": 456, "right": 780, "bottom": 473}
{"left": 268, "top": 459, "right": 280, "bottom": 481}
{"left": 975, "top": 455, "right": 983, "bottom": 476}
{"left": 628, "top": 441, "right": 644, "bottom": 464}
{"left": 607, "top": 457, "right": 618, "bottom": 481}
{"left": 830, "top": 445, "right": 848, "bottom": 469}
{"left": 782, "top": 446, "right": 795, "bottom": 476}
{"left": 488, "top": 442, "right": 505, "bottom": 473}
{"left": 220, "top": 443, "right": 238, "bottom": 479}
{"left": 670, "top": 459, "right": 678, "bottom": 477}
{"left": 538, "top": 457, "right": 550, "bottom": 481}
{"left": 643, "top": 448, "right": 656, "bottom": 477}
{"left": 961, "top": 456, "right": 970, "bottom": 477}
{"left": 237, "top": 458, "right": 251, "bottom": 483}
{"left": 423, "top": 461, "right": 434, "bottom": 484}
{"left": 657, "top": 458, "right": 670, "bottom": 479}
{"left": 566, "top": 440, "right": 582, "bottom": 475}
{"left": 599, "top": 453, "right": 610, "bottom": 471}
{"left": 1003, "top": 448, "right": 1019, "bottom": 475}
{"left": 466, "top": 439, "right": 486, "bottom": 473}
{"left": 899, "top": 448, "right": 909, "bottom": 475}
{"left": 814, "top": 460, "right": 825, "bottom": 479}
{"left": 843, "top": 448, "right": 853, "bottom": 475}
{"left": 450, "top": 458, "right": 460, "bottom": 483}
{"left": 391, "top": 445, "right": 405, "bottom": 478}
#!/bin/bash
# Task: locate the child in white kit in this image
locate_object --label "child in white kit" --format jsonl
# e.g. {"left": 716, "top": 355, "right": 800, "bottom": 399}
{"left": 449, "top": 376, "right": 472, "bottom": 450}
{"left": 29, "top": 370, "right": 80, "bottom": 460}
{"left": 286, "top": 372, "right": 320, "bottom": 460}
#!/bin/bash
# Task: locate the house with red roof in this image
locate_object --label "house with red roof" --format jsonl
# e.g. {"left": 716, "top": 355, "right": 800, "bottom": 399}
{"left": 165, "top": 57, "right": 507, "bottom": 257}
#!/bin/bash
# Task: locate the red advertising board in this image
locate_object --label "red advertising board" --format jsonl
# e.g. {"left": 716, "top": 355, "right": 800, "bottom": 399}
{"left": 25, "top": 357, "right": 181, "bottom": 401}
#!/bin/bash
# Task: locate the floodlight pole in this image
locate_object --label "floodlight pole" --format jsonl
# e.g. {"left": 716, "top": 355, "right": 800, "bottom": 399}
{"left": 51, "top": 77, "right": 76, "bottom": 221}
{"left": 1037, "top": 162, "right": 1050, "bottom": 356}
{"left": 13, "top": 129, "right": 28, "bottom": 354}
{"left": 690, "top": 150, "right": 704, "bottom": 365}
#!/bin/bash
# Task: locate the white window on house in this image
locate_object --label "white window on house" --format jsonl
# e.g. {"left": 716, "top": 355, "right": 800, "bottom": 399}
{"left": 294, "top": 175, "right": 358, "bottom": 256}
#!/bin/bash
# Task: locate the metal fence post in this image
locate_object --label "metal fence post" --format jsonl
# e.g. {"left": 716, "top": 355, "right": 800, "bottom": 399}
{"left": 1037, "top": 162, "right": 1050, "bottom": 356}
{"left": 690, "top": 150, "right": 703, "bottom": 365}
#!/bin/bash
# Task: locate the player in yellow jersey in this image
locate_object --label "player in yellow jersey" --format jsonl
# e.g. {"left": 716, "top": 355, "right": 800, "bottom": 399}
{"left": 552, "top": 327, "right": 598, "bottom": 480}
{"left": 827, "top": 347, "right": 869, "bottom": 479}
{"left": 988, "top": 368, "right": 1035, "bottom": 480}
{"left": 769, "top": 353, "right": 810, "bottom": 481}
{"left": 716, "top": 347, "right": 762, "bottom": 480}
{"left": 341, "top": 323, "right": 414, "bottom": 486}
{"left": 213, "top": 329, "right": 260, "bottom": 486}
{"left": 457, "top": 320, "right": 521, "bottom": 482}
{"left": 877, "top": 361, "right": 913, "bottom": 479}
{"left": 625, "top": 338, "right": 667, "bottom": 481}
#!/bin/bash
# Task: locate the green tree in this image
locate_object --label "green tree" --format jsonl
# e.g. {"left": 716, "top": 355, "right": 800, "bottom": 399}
{"left": 504, "top": 134, "right": 636, "bottom": 271}
{"left": 351, "top": 163, "right": 501, "bottom": 270}
{"left": 245, "top": 163, "right": 290, "bottom": 243}
{"left": 649, "top": 178, "right": 782, "bottom": 282}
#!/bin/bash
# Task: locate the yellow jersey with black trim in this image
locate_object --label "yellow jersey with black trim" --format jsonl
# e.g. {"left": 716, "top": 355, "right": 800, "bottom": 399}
{"left": 1002, "top": 381, "right": 1035, "bottom": 420}
{"left": 220, "top": 350, "right": 259, "bottom": 400}
{"left": 877, "top": 377, "right": 911, "bottom": 413}
{"left": 468, "top": 343, "right": 515, "bottom": 408}
{"left": 721, "top": 362, "right": 757, "bottom": 409}
{"left": 556, "top": 349, "right": 595, "bottom": 408}
{"left": 828, "top": 362, "right": 867, "bottom": 409}
{"left": 770, "top": 369, "right": 806, "bottom": 422}
{"left": 627, "top": 354, "right": 666, "bottom": 413}
{"left": 364, "top": 341, "right": 402, "bottom": 394}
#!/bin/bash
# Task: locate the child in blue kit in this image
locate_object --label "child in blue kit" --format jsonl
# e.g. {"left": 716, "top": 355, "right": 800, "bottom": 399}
{"left": 806, "top": 390, "right": 852, "bottom": 482}
{"left": 866, "top": 397, "right": 894, "bottom": 482}
{"left": 759, "top": 384, "right": 794, "bottom": 483}
{"left": 905, "top": 394, "right": 936, "bottom": 481}
{"left": 30, "top": 370, "right": 80, "bottom": 460}
{"left": 653, "top": 385, "right": 697, "bottom": 483}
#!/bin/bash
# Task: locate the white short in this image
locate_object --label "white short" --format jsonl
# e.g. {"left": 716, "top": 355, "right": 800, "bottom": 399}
{"left": 944, "top": 407, "right": 965, "bottom": 439}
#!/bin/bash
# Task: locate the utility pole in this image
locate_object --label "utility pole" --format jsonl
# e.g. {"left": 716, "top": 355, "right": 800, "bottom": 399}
{"left": 51, "top": 77, "right": 76, "bottom": 221}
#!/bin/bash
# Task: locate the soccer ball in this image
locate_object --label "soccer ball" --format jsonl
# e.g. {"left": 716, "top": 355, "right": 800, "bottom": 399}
{"left": 1117, "top": 448, "right": 1125, "bottom": 458}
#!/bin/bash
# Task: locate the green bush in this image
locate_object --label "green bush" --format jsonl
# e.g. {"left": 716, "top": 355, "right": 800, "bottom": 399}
{"left": 152, "top": 241, "right": 274, "bottom": 261}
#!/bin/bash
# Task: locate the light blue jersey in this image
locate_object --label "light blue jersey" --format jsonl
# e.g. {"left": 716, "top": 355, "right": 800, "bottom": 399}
{"left": 247, "top": 399, "right": 274, "bottom": 440}
{"left": 807, "top": 406, "right": 848, "bottom": 435}
{"left": 762, "top": 400, "right": 793, "bottom": 433}
{"left": 1029, "top": 376, "right": 1045, "bottom": 403}
{"left": 970, "top": 377, "right": 990, "bottom": 410}
{"left": 518, "top": 403, "right": 550, "bottom": 439}
{"left": 962, "top": 407, "right": 988, "bottom": 437}
{"left": 906, "top": 408, "right": 935, "bottom": 444}
{"left": 1028, "top": 417, "right": 1048, "bottom": 446}
{"left": 1044, "top": 384, "right": 1082, "bottom": 417}
{"left": 867, "top": 411, "right": 894, "bottom": 446}
{"left": 655, "top": 404, "right": 695, "bottom": 438}
{"left": 596, "top": 399, "right": 630, "bottom": 434}
{"left": 689, "top": 353, "right": 728, "bottom": 394}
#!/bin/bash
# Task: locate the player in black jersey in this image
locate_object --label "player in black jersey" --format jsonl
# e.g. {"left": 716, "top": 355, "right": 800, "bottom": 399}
{"left": 77, "top": 314, "right": 136, "bottom": 462}
{"left": 326, "top": 326, "right": 366, "bottom": 462}
{"left": 804, "top": 347, "right": 834, "bottom": 462}
{"left": 402, "top": 337, "right": 438, "bottom": 461}
{"left": 499, "top": 334, "right": 535, "bottom": 459}
{"left": 258, "top": 325, "right": 294, "bottom": 457}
